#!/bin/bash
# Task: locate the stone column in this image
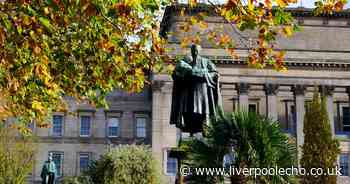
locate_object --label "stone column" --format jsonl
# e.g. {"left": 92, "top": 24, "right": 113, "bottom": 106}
{"left": 292, "top": 85, "right": 306, "bottom": 164}
{"left": 236, "top": 83, "right": 250, "bottom": 111}
{"left": 319, "top": 85, "right": 335, "bottom": 136}
{"left": 151, "top": 77, "right": 177, "bottom": 183}
{"left": 264, "top": 84, "right": 279, "bottom": 121}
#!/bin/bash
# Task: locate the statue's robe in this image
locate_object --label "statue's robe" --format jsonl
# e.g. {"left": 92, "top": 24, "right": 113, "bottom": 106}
{"left": 170, "top": 55, "right": 222, "bottom": 134}
{"left": 40, "top": 161, "right": 56, "bottom": 184}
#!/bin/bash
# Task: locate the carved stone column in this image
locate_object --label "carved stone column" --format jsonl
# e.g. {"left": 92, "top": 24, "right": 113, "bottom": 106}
{"left": 236, "top": 83, "right": 250, "bottom": 111}
{"left": 319, "top": 85, "right": 335, "bottom": 136}
{"left": 264, "top": 84, "right": 279, "bottom": 121}
{"left": 292, "top": 85, "right": 306, "bottom": 164}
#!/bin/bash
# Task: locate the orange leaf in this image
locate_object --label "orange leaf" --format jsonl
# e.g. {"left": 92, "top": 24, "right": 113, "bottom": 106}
{"left": 218, "top": 34, "right": 231, "bottom": 46}
{"left": 334, "top": 1, "right": 345, "bottom": 12}
{"left": 0, "top": 28, "right": 5, "bottom": 45}
{"left": 33, "top": 46, "right": 41, "bottom": 55}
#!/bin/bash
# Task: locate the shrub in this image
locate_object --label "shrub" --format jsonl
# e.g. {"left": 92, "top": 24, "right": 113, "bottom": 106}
{"left": 86, "top": 145, "right": 160, "bottom": 184}
{"left": 0, "top": 126, "right": 36, "bottom": 184}
{"left": 61, "top": 176, "right": 93, "bottom": 184}
{"left": 300, "top": 90, "right": 340, "bottom": 184}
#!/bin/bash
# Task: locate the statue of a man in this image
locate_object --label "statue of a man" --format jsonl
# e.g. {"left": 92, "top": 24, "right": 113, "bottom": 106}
{"left": 223, "top": 145, "right": 236, "bottom": 168}
{"left": 40, "top": 153, "right": 57, "bottom": 184}
{"left": 170, "top": 44, "right": 222, "bottom": 134}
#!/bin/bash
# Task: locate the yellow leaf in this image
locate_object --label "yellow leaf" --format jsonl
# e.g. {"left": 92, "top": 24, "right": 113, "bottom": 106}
{"left": 134, "top": 68, "right": 144, "bottom": 77}
{"left": 248, "top": 0, "right": 254, "bottom": 11}
{"left": 32, "top": 101, "right": 44, "bottom": 111}
{"left": 276, "top": 0, "right": 288, "bottom": 7}
{"left": 282, "top": 26, "right": 293, "bottom": 37}
{"left": 198, "top": 21, "right": 208, "bottom": 29}
{"left": 179, "top": 23, "right": 191, "bottom": 32}
{"left": 180, "top": 37, "right": 191, "bottom": 48}
{"left": 189, "top": 0, "right": 197, "bottom": 7}
{"left": 191, "top": 16, "right": 198, "bottom": 24}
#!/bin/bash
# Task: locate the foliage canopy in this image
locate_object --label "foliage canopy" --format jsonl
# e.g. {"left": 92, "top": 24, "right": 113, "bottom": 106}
{"left": 0, "top": 0, "right": 347, "bottom": 131}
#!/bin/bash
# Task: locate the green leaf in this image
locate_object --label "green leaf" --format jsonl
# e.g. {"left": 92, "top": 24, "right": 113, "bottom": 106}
{"left": 38, "top": 17, "right": 54, "bottom": 32}
{"left": 1, "top": 16, "right": 12, "bottom": 31}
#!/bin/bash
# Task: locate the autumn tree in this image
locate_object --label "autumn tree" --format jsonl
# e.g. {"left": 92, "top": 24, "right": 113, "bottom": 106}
{"left": 300, "top": 90, "right": 340, "bottom": 184}
{"left": 0, "top": 0, "right": 347, "bottom": 132}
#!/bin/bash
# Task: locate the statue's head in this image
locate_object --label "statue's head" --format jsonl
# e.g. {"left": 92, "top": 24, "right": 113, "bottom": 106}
{"left": 48, "top": 153, "right": 53, "bottom": 162}
{"left": 190, "top": 44, "right": 201, "bottom": 57}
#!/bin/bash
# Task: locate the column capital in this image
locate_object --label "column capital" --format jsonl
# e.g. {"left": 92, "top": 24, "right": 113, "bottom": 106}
{"left": 152, "top": 80, "right": 172, "bottom": 93}
{"left": 319, "top": 85, "right": 335, "bottom": 96}
{"left": 236, "top": 83, "right": 250, "bottom": 95}
{"left": 152, "top": 80, "right": 165, "bottom": 92}
{"left": 264, "top": 84, "right": 279, "bottom": 95}
{"left": 292, "top": 85, "right": 306, "bottom": 96}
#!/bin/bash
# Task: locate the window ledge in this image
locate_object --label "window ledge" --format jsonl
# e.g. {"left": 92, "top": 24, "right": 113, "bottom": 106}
{"left": 107, "top": 136, "right": 119, "bottom": 138}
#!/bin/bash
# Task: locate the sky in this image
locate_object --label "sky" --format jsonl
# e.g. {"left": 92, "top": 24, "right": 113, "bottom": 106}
{"left": 287, "top": 0, "right": 350, "bottom": 8}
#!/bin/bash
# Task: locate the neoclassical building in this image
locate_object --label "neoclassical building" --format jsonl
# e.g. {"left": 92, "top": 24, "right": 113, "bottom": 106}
{"left": 29, "top": 4, "right": 350, "bottom": 184}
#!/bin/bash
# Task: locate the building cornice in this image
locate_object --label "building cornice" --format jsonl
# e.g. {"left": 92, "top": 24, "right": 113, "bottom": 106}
{"left": 171, "top": 55, "right": 350, "bottom": 70}
{"left": 36, "top": 136, "right": 150, "bottom": 145}
{"left": 160, "top": 4, "right": 350, "bottom": 37}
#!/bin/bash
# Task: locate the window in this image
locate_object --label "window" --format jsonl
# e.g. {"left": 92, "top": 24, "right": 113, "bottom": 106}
{"left": 166, "top": 151, "right": 177, "bottom": 175}
{"left": 289, "top": 105, "right": 296, "bottom": 132}
{"left": 248, "top": 104, "right": 257, "bottom": 113}
{"left": 136, "top": 117, "right": 147, "bottom": 138}
{"left": 79, "top": 153, "right": 91, "bottom": 173}
{"left": 50, "top": 152, "right": 64, "bottom": 177}
{"left": 80, "top": 116, "right": 91, "bottom": 137}
{"left": 108, "top": 118, "right": 119, "bottom": 137}
{"left": 343, "top": 107, "right": 350, "bottom": 132}
{"left": 52, "top": 115, "right": 63, "bottom": 136}
{"left": 340, "top": 154, "right": 349, "bottom": 176}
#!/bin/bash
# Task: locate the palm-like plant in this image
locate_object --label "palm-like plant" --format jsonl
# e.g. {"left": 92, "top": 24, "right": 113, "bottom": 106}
{"left": 180, "top": 112, "right": 297, "bottom": 184}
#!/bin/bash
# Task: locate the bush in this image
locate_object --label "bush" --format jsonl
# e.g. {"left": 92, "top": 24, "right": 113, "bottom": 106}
{"left": 61, "top": 176, "right": 93, "bottom": 184}
{"left": 300, "top": 90, "right": 340, "bottom": 184}
{"left": 86, "top": 145, "right": 160, "bottom": 184}
{"left": 0, "top": 126, "right": 36, "bottom": 184}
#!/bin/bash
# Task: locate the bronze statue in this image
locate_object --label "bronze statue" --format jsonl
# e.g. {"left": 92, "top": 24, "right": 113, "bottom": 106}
{"left": 170, "top": 44, "right": 222, "bottom": 134}
{"left": 40, "top": 153, "right": 57, "bottom": 184}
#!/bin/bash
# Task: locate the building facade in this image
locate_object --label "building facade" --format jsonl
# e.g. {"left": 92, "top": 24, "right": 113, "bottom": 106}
{"left": 30, "top": 5, "right": 350, "bottom": 184}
